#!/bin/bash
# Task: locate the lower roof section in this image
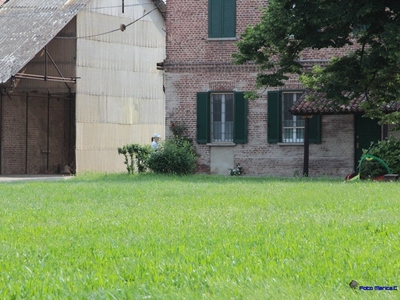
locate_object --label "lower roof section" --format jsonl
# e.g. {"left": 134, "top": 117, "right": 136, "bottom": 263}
{"left": 0, "top": 0, "right": 91, "bottom": 84}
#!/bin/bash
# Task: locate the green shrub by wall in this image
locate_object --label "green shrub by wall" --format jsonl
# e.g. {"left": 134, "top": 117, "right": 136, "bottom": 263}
{"left": 147, "top": 138, "right": 197, "bottom": 175}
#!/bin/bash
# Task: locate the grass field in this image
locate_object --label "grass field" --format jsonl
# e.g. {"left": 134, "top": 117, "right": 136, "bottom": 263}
{"left": 0, "top": 174, "right": 399, "bottom": 299}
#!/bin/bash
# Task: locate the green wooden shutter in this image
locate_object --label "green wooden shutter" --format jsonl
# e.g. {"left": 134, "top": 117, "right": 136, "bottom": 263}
{"left": 309, "top": 115, "right": 321, "bottom": 143}
{"left": 267, "top": 91, "right": 282, "bottom": 143}
{"left": 197, "top": 92, "right": 210, "bottom": 143}
{"left": 222, "top": 0, "right": 236, "bottom": 38}
{"left": 208, "top": 0, "right": 236, "bottom": 38}
{"left": 233, "top": 92, "right": 247, "bottom": 143}
{"left": 208, "top": 0, "right": 222, "bottom": 38}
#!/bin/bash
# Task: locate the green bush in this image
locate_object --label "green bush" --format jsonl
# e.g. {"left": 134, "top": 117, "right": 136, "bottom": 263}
{"left": 359, "top": 136, "right": 400, "bottom": 179}
{"left": 147, "top": 138, "right": 197, "bottom": 175}
{"left": 118, "top": 144, "right": 152, "bottom": 174}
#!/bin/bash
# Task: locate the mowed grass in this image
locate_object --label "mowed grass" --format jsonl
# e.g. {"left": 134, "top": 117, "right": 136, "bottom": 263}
{"left": 0, "top": 174, "right": 399, "bottom": 299}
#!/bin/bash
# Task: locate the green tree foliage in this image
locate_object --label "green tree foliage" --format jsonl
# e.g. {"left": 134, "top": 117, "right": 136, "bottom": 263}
{"left": 233, "top": 0, "right": 400, "bottom": 123}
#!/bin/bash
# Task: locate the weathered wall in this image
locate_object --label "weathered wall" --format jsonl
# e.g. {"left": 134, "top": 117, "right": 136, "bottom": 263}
{"left": 165, "top": 0, "right": 359, "bottom": 177}
{"left": 165, "top": 70, "right": 355, "bottom": 177}
{"left": 0, "top": 21, "right": 76, "bottom": 174}
{"left": 0, "top": 94, "right": 75, "bottom": 174}
{"left": 75, "top": 0, "right": 166, "bottom": 173}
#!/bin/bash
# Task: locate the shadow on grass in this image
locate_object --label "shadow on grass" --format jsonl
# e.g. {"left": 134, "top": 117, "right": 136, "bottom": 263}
{"left": 68, "top": 172, "right": 347, "bottom": 185}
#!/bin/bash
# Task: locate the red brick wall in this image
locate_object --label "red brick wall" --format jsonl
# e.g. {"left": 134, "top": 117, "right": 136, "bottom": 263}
{"left": 166, "top": 0, "right": 265, "bottom": 64}
{"left": 165, "top": 0, "right": 357, "bottom": 177}
{"left": 1, "top": 94, "right": 75, "bottom": 175}
{"left": 1, "top": 95, "right": 27, "bottom": 174}
{"left": 166, "top": 0, "right": 355, "bottom": 64}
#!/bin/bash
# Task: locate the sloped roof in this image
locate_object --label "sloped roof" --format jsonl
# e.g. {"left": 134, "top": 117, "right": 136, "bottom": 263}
{"left": 0, "top": 0, "right": 91, "bottom": 83}
{"left": 0, "top": 0, "right": 166, "bottom": 84}
{"left": 290, "top": 89, "right": 400, "bottom": 115}
{"left": 290, "top": 90, "right": 365, "bottom": 115}
{"left": 152, "top": 0, "right": 166, "bottom": 18}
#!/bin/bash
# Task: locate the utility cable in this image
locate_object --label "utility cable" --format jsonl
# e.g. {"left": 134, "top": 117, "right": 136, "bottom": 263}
{"left": 55, "top": 7, "right": 157, "bottom": 39}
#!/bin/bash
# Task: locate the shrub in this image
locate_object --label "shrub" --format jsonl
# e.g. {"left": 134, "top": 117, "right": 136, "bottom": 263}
{"left": 359, "top": 137, "right": 400, "bottom": 179}
{"left": 147, "top": 138, "right": 197, "bottom": 175}
{"left": 118, "top": 144, "right": 152, "bottom": 174}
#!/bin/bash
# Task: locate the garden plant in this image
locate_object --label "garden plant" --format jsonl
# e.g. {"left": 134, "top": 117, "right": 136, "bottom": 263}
{"left": 117, "top": 144, "right": 152, "bottom": 174}
{"left": 359, "top": 137, "right": 400, "bottom": 179}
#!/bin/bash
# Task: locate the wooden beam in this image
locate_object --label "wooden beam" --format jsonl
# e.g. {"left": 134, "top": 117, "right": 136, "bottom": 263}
{"left": 15, "top": 73, "right": 78, "bottom": 83}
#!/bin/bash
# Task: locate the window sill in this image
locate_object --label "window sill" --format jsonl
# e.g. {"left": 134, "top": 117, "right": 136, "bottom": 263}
{"left": 207, "top": 37, "right": 238, "bottom": 41}
{"left": 277, "top": 143, "right": 304, "bottom": 146}
{"left": 207, "top": 142, "right": 236, "bottom": 147}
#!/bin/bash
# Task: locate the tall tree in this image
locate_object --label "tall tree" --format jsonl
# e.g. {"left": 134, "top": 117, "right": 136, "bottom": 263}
{"left": 233, "top": 0, "right": 400, "bottom": 123}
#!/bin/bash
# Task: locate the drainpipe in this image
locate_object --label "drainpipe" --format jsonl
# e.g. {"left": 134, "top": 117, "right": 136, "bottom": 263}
{"left": 303, "top": 115, "right": 312, "bottom": 177}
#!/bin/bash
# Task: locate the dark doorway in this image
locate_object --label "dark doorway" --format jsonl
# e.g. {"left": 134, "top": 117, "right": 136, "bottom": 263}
{"left": 0, "top": 93, "right": 75, "bottom": 174}
{"left": 354, "top": 114, "right": 381, "bottom": 169}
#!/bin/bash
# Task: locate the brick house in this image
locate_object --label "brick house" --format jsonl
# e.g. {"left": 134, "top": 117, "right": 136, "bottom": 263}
{"left": 164, "top": 0, "right": 399, "bottom": 177}
{"left": 0, "top": 0, "right": 165, "bottom": 174}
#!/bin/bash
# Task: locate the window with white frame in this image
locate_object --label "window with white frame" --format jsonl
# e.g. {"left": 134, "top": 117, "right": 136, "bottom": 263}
{"left": 267, "top": 90, "right": 321, "bottom": 144}
{"left": 211, "top": 93, "right": 234, "bottom": 142}
{"left": 197, "top": 91, "right": 247, "bottom": 144}
{"left": 282, "top": 92, "right": 305, "bottom": 143}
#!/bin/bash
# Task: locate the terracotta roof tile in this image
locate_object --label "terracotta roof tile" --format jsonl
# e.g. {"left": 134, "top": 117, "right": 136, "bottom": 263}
{"left": 290, "top": 89, "right": 400, "bottom": 115}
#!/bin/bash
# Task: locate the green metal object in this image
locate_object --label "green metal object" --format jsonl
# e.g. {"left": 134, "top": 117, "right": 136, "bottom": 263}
{"left": 349, "top": 154, "right": 391, "bottom": 181}
{"left": 359, "top": 154, "right": 391, "bottom": 174}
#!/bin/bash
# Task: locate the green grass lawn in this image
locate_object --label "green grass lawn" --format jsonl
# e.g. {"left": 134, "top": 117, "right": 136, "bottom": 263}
{"left": 0, "top": 174, "right": 399, "bottom": 299}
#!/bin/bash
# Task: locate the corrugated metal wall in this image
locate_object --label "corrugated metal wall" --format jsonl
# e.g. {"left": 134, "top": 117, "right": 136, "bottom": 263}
{"left": 75, "top": 0, "right": 165, "bottom": 172}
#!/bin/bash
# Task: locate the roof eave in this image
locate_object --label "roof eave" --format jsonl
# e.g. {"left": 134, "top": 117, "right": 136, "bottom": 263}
{"left": 152, "top": 0, "right": 166, "bottom": 19}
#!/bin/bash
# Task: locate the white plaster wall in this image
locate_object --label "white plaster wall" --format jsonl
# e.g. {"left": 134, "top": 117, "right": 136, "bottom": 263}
{"left": 210, "top": 146, "right": 234, "bottom": 175}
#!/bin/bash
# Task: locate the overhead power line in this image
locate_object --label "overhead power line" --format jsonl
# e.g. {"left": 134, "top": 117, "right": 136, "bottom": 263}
{"left": 85, "top": 3, "right": 155, "bottom": 10}
{"left": 55, "top": 7, "right": 158, "bottom": 40}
